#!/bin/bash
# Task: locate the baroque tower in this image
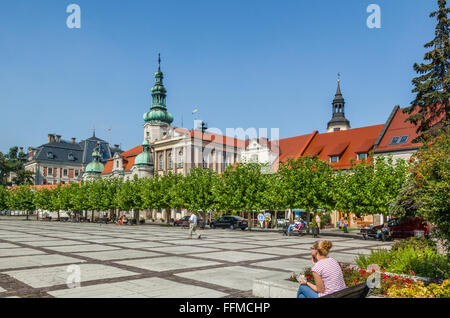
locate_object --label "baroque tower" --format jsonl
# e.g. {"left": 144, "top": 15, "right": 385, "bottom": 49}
{"left": 143, "top": 54, "right": 174, "bottom": 142}
{"left": 327, "top": 75, "right": 350, "bottom": 132}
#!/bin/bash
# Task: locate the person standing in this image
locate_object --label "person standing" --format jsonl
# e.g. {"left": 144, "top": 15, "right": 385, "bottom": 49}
{"left": 315, "top": 214, "right": 321, "bottom": 230}
{"left": 189, "top": 212, "right": 202, "bottom": 239}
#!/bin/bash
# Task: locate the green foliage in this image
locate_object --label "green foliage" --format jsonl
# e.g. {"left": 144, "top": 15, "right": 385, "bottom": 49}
{"left": 0, "top": 186, "right": 8, "bottom": 211}
{"left": 357, "top": 244, "right": 449, "bottom": 280}
{"left": 214, "top": 162, "right": 267, "bottom": 214}
{"left": 6, "top": 185, "right": 35, "bottom": 219}
{"left": 182, "top": 167, "right": 218, "bottom": 221}
{"left": 392, "top": 237, "right": 437, "bottom": 252}
{"left": 278, "top": 156, "right": 335, "bottom": 225}
{"left": 395, "top": 127, "right": 450, "bottom": 247}
{"left": 403, "top": 0, "right": 450, "bottom": 134}
{"left": 0, "top": 147, "right": 31, "bottom": 186}
{"left": 336, "top": 155, "right": 408, "bottom": 217}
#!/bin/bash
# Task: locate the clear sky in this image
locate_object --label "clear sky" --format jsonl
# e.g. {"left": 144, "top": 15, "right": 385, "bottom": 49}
{"left": 0, "top": 0, "right": 439, "bottom": 152}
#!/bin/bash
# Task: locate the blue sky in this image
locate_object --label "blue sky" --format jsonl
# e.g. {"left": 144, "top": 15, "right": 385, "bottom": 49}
{"left": 0, "top": 0, "right": 439, "bottom": 152}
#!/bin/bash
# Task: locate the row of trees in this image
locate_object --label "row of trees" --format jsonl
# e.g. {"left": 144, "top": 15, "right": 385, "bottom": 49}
{"left": 0, "top": 155, "right": 408, "bottom": 226}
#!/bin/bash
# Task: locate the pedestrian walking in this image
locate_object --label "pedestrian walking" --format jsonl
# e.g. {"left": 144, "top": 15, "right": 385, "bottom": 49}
{"left": 188, "top": 212, "right": 202, "bottom": 239}
{"left": 343, "top": 218, "right": 348, "bottom": 233}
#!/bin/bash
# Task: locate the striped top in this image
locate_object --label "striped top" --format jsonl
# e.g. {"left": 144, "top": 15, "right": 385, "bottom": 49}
{"left": 312, "top": 257, "right": 346, "bottom": 297}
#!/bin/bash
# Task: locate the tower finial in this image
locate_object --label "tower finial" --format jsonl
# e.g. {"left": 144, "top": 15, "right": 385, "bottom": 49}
{"left": 337, "top": 72, "right": 341, "bottom": 83}
{"left": 158, "top": 53, "right": 161, "bottom": 72}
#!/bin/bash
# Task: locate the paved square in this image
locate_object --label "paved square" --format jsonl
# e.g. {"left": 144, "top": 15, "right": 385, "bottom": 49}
{"left": 0, "top": 221, "right": 394, "bottom": 298}
{"left": 116, "top": 256, "right": 221, "bottom": 272}
{"left": 48, "top": 277, "right": 228, "bottom": 298}
{"left": 5, "top": 264, "right": 140, "bottom": 288}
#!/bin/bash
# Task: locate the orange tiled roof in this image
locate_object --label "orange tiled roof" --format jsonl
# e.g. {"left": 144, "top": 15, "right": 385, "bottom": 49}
{"left": 101, "top": 145, "right": 143, "bottom": 175}
{"left": 374, "top": 106, "right": 422, "bottom": 153}
{"left": 270, "top": 131, "right": 317, "bottom": 170}
{"left": 303, "top": 125, "right": 384, "bottom": 170}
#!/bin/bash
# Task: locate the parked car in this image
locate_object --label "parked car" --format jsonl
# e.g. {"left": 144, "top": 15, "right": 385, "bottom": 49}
{"left": 210, "top": 216, "right": 248, "bottom": 230}
{"left": 173, "top": 216, "right": 204, "bottom": 227}
{"left": 360, "top": 217, "right": 429, "bottom": 239}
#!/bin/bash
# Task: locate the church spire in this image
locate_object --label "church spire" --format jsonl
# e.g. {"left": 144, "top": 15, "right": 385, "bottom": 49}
{"left": 142, "top": 54, "right": 174, "bottom": 125}
{"left": 327, "top": 74, "right": 350, "bottom": 133}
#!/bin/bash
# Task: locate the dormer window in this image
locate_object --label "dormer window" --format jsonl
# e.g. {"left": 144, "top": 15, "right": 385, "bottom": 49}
{"left": 330, "top": 156, "right": 339, "bottom": 163}
{"left": 68, "top": 153, "right": 74, "bottom": 161}
{"left": 358, "top": 153, "right": 368, "bottom": 161}
{"left": 390, "top": 136, "right": 409, "bottom": 145}
{"left": 47, "top": 152, "right": 54, "bottom": 159}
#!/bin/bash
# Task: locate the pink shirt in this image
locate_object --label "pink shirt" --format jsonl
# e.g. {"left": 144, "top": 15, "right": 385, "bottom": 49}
{"left": 312, "top": 257, "right": 346, "bottom": 297}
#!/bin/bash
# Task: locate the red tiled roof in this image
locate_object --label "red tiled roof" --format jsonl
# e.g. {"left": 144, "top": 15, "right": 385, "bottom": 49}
{"left": 374, "top": 106, "right": 422, "bottom": 153}
{"left": 303, "top": 125, "right": 384, "bottom": 170}
{"left": 101, "top": 145, "right": 142, "bottom": 175}
{"left": 272, "top": 131, "right": 318, "bottom": 169}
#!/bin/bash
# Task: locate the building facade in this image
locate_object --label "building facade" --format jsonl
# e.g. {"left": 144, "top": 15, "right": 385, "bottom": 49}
{"left": 25, "top": 133, "right": 122, "bottom": 185}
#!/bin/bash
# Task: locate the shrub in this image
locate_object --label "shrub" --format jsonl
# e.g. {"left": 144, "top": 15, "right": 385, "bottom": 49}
{"left": 391, "top": 237, "right": 436, "bottom": 252}
{"left": 356, "top": 248, "right": 394, "bottom": 270}
{"left": 388, "top": 279, "right": 450, "bottom": 298}
{"left": 357, "top": 245, "right": 449, "bottom": 280}
{"left": 159, "top": 218, "right": 165, "bottom": 222}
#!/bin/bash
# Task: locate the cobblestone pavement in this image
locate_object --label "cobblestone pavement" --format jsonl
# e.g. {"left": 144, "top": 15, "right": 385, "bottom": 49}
{"left": 0, "top": 221, "right": 394, "bottom": 298}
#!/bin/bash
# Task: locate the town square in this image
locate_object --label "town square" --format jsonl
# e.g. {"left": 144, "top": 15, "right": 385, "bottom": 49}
{"left": 0, "top": 0, "right": 449, "bottom": 306}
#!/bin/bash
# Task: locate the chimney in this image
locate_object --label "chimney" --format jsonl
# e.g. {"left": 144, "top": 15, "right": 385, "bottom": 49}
{"left": 55, "top": 135, "right": 61, "bottom": 143}
{"left": 48, "top": 134, "right": 55, "bottom": 143}
{"left": 114, "top": 144, "right": 119, "bottom": 149}
{"left": 71, "top": 138, "right": 76, "bottom": 143}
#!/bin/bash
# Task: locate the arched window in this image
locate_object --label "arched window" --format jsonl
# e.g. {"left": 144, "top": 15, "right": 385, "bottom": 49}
{"left": 168, "top": 152, "right": 173, "bottom": 170}
{"left": 159, "top": 154, "right": 164, "bottom": 170}
{"left": 178, "top": 150, "right": 183, "bottom": 168}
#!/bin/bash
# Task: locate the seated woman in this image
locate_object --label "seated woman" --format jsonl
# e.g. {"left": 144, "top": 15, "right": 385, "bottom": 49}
{"left": 297, "top": 240, "right": 346, "bottom": 298}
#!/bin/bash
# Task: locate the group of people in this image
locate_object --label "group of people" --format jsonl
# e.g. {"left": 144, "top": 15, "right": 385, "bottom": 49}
{"left": 115, "top": 215, "right": 129, "bottom": 225}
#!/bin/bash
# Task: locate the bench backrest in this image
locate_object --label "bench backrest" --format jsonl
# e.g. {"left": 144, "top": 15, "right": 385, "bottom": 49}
{"left": 320, "top": 283, "right": 372, "bottom": 298}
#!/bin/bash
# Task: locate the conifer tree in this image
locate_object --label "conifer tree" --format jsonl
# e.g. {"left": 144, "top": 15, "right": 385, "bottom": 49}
{"left": 403, "top": 0, "right": 450, "bottom": 133}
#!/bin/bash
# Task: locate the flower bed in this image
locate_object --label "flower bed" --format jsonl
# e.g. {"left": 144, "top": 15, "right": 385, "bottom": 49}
{"left": 288, "top": 263, "right": 449, "bottom": 298}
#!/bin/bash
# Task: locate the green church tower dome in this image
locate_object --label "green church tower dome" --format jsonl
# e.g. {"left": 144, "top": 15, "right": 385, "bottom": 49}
{"left": 85, "top": 149, "right": 104, "bottom": 173}
{"left": 134, "top": 140, "right": 154, "bottom": 166}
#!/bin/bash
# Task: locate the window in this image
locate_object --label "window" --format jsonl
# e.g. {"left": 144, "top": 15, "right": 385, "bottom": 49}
{"left": 159, "top": 154, "right": 164, "bottom": 170}
{"left": 330, "top": 156, "right": 339, "bottom": 163}
{"left": 168, "top": 152, "right": 173, "bottom": 169}
{"left": 251, "top": 154, "right": 258, "bottom": 162}
{"left": 48, "top": 167, "right": 53, "bottom": 175}
{"left": 75, "top": 170, "right": 79, "bottom": 177}
{"left": 47, "top": 152, "right": 54, "bottom": 159}
{"left": 358, "top": 153, "right": 367, "bottom": 161}
{"left": 68, "top": 153, "right": 74, "bottom": 161}
{"left": 390, "top": 136, "right": 409, "bottom": 145}
{"left": 178, "top": 151, "right": 183, "bottom": 168}
{"left": 333, "top": 128, "right": 341, "bottom": 132}
{"left": 63, "top": 169, "right": 68, "bottom": 176}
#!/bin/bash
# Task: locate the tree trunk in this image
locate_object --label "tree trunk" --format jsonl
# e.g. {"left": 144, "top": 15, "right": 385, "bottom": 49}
{"left": 57, "top": 210, "right": 60, "bottom": 222}
{"left": 26, "top": 211, "right": 29, "bottom": 221}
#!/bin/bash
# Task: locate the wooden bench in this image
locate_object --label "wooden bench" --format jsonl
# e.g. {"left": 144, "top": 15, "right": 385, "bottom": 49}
{"left": 320, "top": 283, "right": 374, "bottom": 298}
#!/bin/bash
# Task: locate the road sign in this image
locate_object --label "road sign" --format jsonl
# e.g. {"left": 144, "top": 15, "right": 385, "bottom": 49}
{"left": 257, "top": 213, "right": 265, "bottom": 226}
{"left": 264, "top": 212, "right": 271, "bottom": 221}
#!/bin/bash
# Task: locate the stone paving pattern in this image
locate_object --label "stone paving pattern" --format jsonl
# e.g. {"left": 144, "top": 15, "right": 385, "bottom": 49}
{"left": 0, "top": 221, "right": 394, "bottom": 298}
